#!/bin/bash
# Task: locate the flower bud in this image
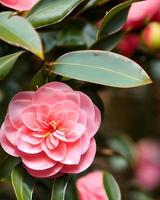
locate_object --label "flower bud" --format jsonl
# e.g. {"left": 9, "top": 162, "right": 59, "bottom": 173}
{"left": 117, "top": 34, "right": 139, "bottom": 57}
{"left": 141, "top": 22, "right": 160, "bottom": 51}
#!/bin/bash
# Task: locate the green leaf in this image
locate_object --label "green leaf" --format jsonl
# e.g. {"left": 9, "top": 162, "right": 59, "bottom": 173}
{"left": 56, "top": 19, "right": 97, "bottom": 48}
{"left": 27, "top": 0, "right": 85, "bottom": 28}
{"left": 103, "top": 172, "right": 121, "bottom": 200}
{"left": 97, "top": 0, "right": 136, "bottom": 39}
{"left": 0, "top": 52, "right": 23, "bottom": 80}
{"left": 108, "top": 134, "right": 135, "bottom": 162}
{"left": 65, "top": 175, "right": 79, "bottom": 200}
{"left": 0, "top": 156, "right": 20, "bottom": 182}
{"left": 11, "top": 164, "right": 35, "bottom": 200}
{"left": 130, "top": 191, "right": 154, "bottom": 200}
{"left": 94, "top": 0, "right": 111, "bottom": 6}
{"left": 53, "top": 50, "right": 152, "bottom": 88}
{"left": 108, "top": 156, "right": 128, "bottom": 171}
{"left": 40, "top": 32, "right": 56, "bottom": 53}
{"left": 51, "top": 176, "right": 69, "bottom": 200}
{"left": 80, "top": 0, "right": 109, "bottom": 12}
{"left": 0, "top": 12, "right": 43, "bottom": 59}
{"left": 30, "top": 69, "right": 47, "bottom": 91}
{"left": 91, "top": 31, "right": 123, "bottom": 51}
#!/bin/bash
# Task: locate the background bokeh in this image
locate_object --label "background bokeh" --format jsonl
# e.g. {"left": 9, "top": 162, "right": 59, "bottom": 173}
{"left": 0, "top": 0, "right": 160, "bottom": 200}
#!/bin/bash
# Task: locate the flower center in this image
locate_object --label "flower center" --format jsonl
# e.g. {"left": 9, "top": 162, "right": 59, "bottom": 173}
{"left": 49, "top": 120, "right": 60, "bottom": 131}
{"left": 43, "top": 120, "right": 67, "bottom": 138}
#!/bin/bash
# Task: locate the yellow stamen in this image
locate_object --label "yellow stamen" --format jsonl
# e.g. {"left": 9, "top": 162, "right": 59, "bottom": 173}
{"left": 49, "top": 120, "right": 60, "bottom": 130}
{"left": 42, "top": 120, "right": 67, "bottom": 138}
{"left": 43, "top": 132, "right": 51, "bottom": 138}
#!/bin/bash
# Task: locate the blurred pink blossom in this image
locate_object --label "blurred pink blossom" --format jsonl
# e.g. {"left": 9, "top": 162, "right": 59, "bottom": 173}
{"left": 0, "top": 82, "right": 101, "bottom": 178}
{"left": 125, "top": 0, "right": 160, "bottom": 30}
{"left": 76, "top": 171, "right": 109, "bottom": 200}
{"left": 0, "top": 0, "right": 38, "bottom": 11}
{"left": 135, "top": 139, "right": 160, "bottom": 190}
{"left": 117, "top": 34, "right": 139, "bottom": 57}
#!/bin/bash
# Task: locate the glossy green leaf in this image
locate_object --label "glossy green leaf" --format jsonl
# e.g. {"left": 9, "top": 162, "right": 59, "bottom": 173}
{"left": 51, "top": 176, "right": 69, "bottom": 200}
{"left": 11, "top": 164, "right": 35, "bottom": 200}
{"left": 0, "top": 52, "right": 23, "bottom": 80}
{"left": 81, "top": 0, "right": 109, "bottom": 11}
{"left": 103, "top": 172, "right": 121, "bottom": 200}
{"left": 56, "top": 20, "right": 97, "bottom": 48}
{"left": 97, "top": 0, "right": 136, "bottom": 39}
{"left": 53, "top": 50, "right": 152, "bottom": 88}
{"left": 0, "top": 156, "right": 20, "bottom": 182}
{"left": 0, "top": 12, "right": 43, "bottom": 59}
{"left": 95, "top": 0, "right": 111, "bottom": 6}
{"left": 130, "top": 191, "right": 154, "bottom": 200}
{"left": 27, "top": 0, "right": 85, "bottom": 28}
{"left": 40, "top": 32, "right": 56, "bottom": 53}
{"left": 91, "top": 31, "right": 123, "bottom": 51}
{"left": 108, "top": 156, "right": 128, "bottom": 171}
{"left": 108, "top": 134, "right": 135, "bottom": 162}
{"left": 65, "top": 175, "right": 79, "bottom": 200}
{"left": 30, "top": 69, "right": 47, "bottom": 91}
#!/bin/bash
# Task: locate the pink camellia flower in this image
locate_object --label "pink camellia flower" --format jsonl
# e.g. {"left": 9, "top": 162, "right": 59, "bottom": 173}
{"left": 135, "top": 139, "right": 160, "bottom": 190}
{"left": 117, "top": 34, "right": 139, "bottom": 57}
{"left": 0, "top": 0, "right": 38, "bottom": 11}
{"left": 76, "top": 171, "right": 108, "bottom": 200}
{"left": 125, "top": 0, "right": 160, "bottom": 30}
{"left": 0, "top": 82, "right": 101, "bottom": 178}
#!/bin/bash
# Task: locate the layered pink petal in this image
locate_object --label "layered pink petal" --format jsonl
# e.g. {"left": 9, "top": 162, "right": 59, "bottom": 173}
{"left": 54, "top": 110, "right": 79, "bottom": 124}
{"left": 9, "top": 100, "right": 32, "bottom": 129}
{"left": 10, "top": 91, "right": 34, "bottom": 102}
{"left": 78, "top": 92, "right": 95, "bottom": 119}
{"left": 33, "top": 88, "right": 66, "bottom": 105}
{"left": 0, "top": 130, "right": 19, "bottom": 157}
{"left": 45, "top": 135, "right": 59, "bottom": 150}
{"left": 53, "top": 120, "right": 86, "bottom": 142}
{"left": 49, "top": 100, "right": 80, "bottom": 123}
{"left": 17, "top": 126, "right": 42, "bottom": 145}
{"left": 1, "top": 117, "right": 17, "bottom": 146}
{"left": 65, "top": 92, "right": 80, "bottom": 106}
{"left": 21, "top": 152, "right": 56, "bottom": 170}
{"left": 8, "top": 92, "right": 34, "bottom": 129}
{"left": 26, "top": 163, "right": 63, "bottom": 178}
{"left": 36, "top": 104, "right": 50, "bottom": 129}
{"left": 0, "top": 0, "right": 39, "bottom": 11}
{"left": 80, "top": 133, "right": 90, "bottom": 154}
{"left": 64, "top": 121, "right": 86, "bottom": 142}
{"left": 85, "top": 106, "right": 101, "bottom": 138}
{"left": 17, "top": 136, "right": 42, "bottom": 154}
{"left": 77, "top": 92, "right": 101, "bottom": 137}
{"left": 40, "top": 82, "right": 73, "bottom": 92}
{"left": 22, "top": 104, "right": 50, "bottom": 131}
{"left": 62, "top": 139, "right": 81, "bottom": 165}
{"left": 21, "top": 105, "right": 42, "bottom": 131}
{"left": 42, "top": 140, "right": 66, "bottom": 161}
{"left": 78, "top": 110, "right": 87, "bottom": 126}
{"left": 61, "top": 138, "right": 96, "bottom": 173}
